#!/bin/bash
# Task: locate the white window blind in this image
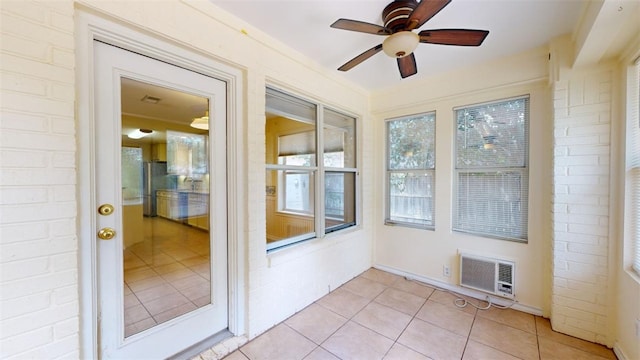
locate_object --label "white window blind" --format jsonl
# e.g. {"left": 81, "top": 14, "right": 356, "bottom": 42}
{"left": 454, "top": 96, "right": 529, "bottom": 241}
{"left": 627, "top": 59, "right": 640, "bottom": 274}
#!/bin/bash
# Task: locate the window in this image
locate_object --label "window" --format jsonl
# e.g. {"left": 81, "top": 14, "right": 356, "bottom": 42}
{"left": 385, "top": 113, "right": 436, "bottom": 228}
{"left": 626, "top": 58, "right": 640, "bottom": 274}
{"left": 265, "top": 88, "right": 358, "bottom": 251}
{"left": 454, "top": 96, "right": 529, "bottom": 241}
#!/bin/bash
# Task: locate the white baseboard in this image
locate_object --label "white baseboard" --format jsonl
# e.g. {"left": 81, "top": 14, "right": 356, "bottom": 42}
{"left": 613, "top": 342, "right": 628, "bottom": 360}
{"left": 374, "top": 263, "right": 543, "bottom": 316}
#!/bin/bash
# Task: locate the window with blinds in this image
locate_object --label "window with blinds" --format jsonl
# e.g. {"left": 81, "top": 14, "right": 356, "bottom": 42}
{"left": 626, "top": 59, "right": 640, "bottom": 274}
{"left": 385, "top": 112, "right": 436, "bottom": 228}
{"left": 453, "top": 96, "right": 529, "bottom": 241}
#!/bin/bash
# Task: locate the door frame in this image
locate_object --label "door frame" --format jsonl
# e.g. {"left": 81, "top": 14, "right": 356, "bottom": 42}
{"left": 76, "top": 10, "right": 246, "bottom": 359}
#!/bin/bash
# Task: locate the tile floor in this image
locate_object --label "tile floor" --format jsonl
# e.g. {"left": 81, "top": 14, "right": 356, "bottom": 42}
{"left": 123, "top": 217, "right": 211, "bottom": 337}
{"left": 222, "top": 268, "right": 616, "bottom": 360}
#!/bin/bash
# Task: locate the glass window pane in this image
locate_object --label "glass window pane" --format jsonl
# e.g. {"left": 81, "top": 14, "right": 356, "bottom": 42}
{"left": 455, "top": 171, "right": 528, "bottom": 239}
{"left": 389, "top": 171, "right": 434, "bottom": 226}
{"left": 325, "top": 172, "right": 356, "bottom": 233}
{"left": 266, "top": 169, "right": 316, "bottom": 248}
{"left": 456, "top": 98, "right": 528, "bottom": 169}
{"left": 324, "top": 109, "right": 356, "bottom": 168}
{"left": 388, "top": 113, "right": 435, "bottom": 170}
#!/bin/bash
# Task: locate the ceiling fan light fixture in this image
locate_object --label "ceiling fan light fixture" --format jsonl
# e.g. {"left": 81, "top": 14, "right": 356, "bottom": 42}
{"left": 190, "top": 110, "right": 209, "bottom": 130}
{"left": 382, "top": 31, "right": 419, "bottom": 58}
{"left": 127, "top": 128, "right": 153, "bottom": 139}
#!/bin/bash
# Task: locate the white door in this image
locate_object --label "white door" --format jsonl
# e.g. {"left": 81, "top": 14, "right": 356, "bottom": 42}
{"left": 94, "top": 41, "right": 228, "bottom": 359}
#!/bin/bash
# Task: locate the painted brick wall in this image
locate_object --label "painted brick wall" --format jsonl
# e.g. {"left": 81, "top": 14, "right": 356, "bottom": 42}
{"left": 552, "top": 67, "right": 613, "bottom": 346}
{"left": 0, "top": 1, "right": 79, "bottom": 358}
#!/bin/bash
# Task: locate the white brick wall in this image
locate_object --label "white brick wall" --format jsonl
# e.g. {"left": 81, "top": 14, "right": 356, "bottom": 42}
{"left": 0, "top": 1, "right": 79, "bottom": 358}
{"left": 552, "top": 68, "right": 613, "bottom": 345}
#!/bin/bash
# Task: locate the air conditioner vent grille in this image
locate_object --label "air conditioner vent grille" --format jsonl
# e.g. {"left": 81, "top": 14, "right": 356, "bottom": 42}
{"left": 459, "top": 253, "right": 515, "bottom": 298}
{"left": 461, "top": 256, "right": 496, "bottom": 293}
{"left": 498, "top": 262, "right": 513, "bottom": 283}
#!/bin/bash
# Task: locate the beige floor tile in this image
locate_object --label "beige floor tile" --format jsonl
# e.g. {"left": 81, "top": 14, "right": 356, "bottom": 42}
{"left": 124, "top": 292, "right": 141, "bottom": 309}
{"left": 352, "top": 302, "right": 413, "bottom": 340}
{"left": 285, "top": 303, "right": 347, "bottom": 344}
{"left": 470, "top": 317, "right": 538, "bottom": 360}
{"left": 181, "top": 283, "right": 211, "bottom": 302}
{"left": 360, "top": 268, "right": 402, "bottom": 286}
{"left": 124, "top": 303, "right": 153, "bottom": 326}
{"left": 135, "top": 283, "right": 178, "bottom": 303}
{"left": 193, "top": 295, "right": 211, "bottom": 307}
{"left": 143, "top": 291, "right": 191, "bottom": 316}
{"left": 127, "top": 275, "right": 166, "bottom": 293}
{"left": 535, "top": 317, "right": 616, "bottom": 360}
{"left": 427, "top": 290, "right": 479, "bottom": 315}
{"left": 223, "top": 350, "right": 249, "bottom": 360}
{"left": 145, "top": 253, "right": 176, "bottom": 267}
{"left": 153, "top": 301, "right": 197, "bottom": 324}
{"left": 342, "top": 276, "right": 388, "bottom": 300}
{"left": 416, "top": 300, "right": 475, "bottom": 337}
{"left": 322, "top": 321, "right": 394, "bottom": 360}
{"left": 153, "top": 261, "right": 187, "bottom": 275}
{"left": 374, "top": 287, "right": 427, "bottom": 316}
{"left": 171, "top": 273, "right": 209, "bottom": 291}
{"left": 391, "top": 278, "right": 435, "bottom": 299}
{"left": 539, "top": 336, "right": 613, "bottom": 360}
{"left": 475, "top": 306, "right": 536, "bottom": 333}
{"left": 317, "top": 287, "right": 370, "bottom": 318}
{"left": 180, "top": 255, "right": 210, "bottom": 267}
{"left": 161, "top": 267, "right": 198, "bottom": 283}
{"left": 124, "top": 266, "right": 157, "bottom": 283}
{"left": 240, "top": 324, "right": 316, "bottom": 360}
{"left": 397, "top": 318, "right": 467, "bottom": 359}
{"left": 462, "top": 340, "right": 520, "bottom": 360}
{"left": 383, "top": 343, "right": 431, "bottom": 360}
{"left": 124, "top": 317, "right": 157, "bottom": 338}
{"left": 303, "top": 346, "right": 340, "bottom": 360}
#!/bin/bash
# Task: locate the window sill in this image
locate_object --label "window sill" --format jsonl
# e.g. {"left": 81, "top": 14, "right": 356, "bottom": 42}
{"left": 624, "top": 267, "right": 640, "bottom": 286}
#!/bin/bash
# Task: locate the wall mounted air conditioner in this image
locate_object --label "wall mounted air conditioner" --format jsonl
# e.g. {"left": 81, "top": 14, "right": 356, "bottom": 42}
{"left": 459, "top": 253, "right": 515, "bottom": 298}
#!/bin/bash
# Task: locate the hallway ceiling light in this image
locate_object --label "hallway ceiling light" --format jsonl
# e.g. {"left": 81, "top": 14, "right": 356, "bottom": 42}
{"left": 191, "top": 111, "right": 209, "bottom": 130}
{"left": 127, "top": 128, "right": 153, "bottom": 139}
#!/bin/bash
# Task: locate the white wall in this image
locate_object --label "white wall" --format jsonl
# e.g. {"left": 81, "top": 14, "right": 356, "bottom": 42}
{"left": 370, "top": 46, "right": 553, "bottom": 315}
{"left": 0, "top": 1, "right": 79, "bottom": 359}
{"left": 1, "top": 0, "right": 373, "bottom": 357}
{"left": 551, "top": 62, "right": 615, "bottom": 346}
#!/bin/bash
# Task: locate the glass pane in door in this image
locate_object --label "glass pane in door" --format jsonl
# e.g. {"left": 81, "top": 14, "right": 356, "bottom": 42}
{"left": 120, "top": 78, "right": 211, "bottom": 337}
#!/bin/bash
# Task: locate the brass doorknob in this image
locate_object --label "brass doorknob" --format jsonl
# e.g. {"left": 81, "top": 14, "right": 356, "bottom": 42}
{"left": 98, "top": 204, "right": 114, "bottom": 216}
{"left": 98, "top": 227, "right": 116, "bottom": 240}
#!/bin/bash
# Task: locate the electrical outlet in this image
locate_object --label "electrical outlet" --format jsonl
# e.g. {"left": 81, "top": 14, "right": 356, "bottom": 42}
{"left": 443, "top": 265, "right": 451, "bottom": 277}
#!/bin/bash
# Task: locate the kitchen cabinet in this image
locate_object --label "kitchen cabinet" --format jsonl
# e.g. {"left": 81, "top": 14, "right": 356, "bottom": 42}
{"left": 151, "top": 143, "right": 167, "bottom": 161}
{"left": 156, "top": 190, "right": 180, "bottom": 220}
{"left": 187, "top": 192, "right": 209, "bottom": 230}
{"left": 166, "top": 130, "right": 208, "bottom": 175}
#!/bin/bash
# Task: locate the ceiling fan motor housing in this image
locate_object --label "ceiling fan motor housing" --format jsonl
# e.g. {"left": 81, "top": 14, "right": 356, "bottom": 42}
{"left": 382, "top": 0, "right": 418, "bottom": 33}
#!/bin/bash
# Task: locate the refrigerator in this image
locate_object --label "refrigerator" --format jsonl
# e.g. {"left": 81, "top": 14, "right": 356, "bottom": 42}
{"left": 143, "top": 161, "right": 170, "bottom": 217}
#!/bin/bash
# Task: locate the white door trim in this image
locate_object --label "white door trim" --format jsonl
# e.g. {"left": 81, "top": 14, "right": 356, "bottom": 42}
{"left": 76, "top": 10, "right": 246, "bottom": 359}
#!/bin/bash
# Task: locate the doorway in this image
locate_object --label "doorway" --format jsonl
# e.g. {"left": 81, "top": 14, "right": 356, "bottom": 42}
{"left": 93, "top": 41, "right": 228, "bottom": 359}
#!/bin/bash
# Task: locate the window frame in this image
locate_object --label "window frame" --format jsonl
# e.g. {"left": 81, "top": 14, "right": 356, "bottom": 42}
{"left": 385, "top": 111, "right": 436, "bottom": 230}
{"left": 452, "top": 95, "right": 530, "bottom": 242}
{"left": 266, "top": 87, "right": 359, "bottom": 252}
{"left": 625, "top": 56, "right": 640, "bottom": 276}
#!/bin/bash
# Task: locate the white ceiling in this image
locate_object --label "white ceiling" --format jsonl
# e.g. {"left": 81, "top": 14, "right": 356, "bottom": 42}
{"left": 210, "top": 0, "right": 587, "bottom": 90}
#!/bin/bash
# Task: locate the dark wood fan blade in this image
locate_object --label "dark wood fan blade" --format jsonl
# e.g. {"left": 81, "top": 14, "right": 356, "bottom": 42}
{"left": 419, "top": 29, "right": 489, "bottom": 46}
{"left": 338, "top": 44, "right": 384, "bottom": 72}
{"left": 331, "top": 19, "right": 390, "bottom": 35}
{"left": 397, "top": 53, "right": 417, "bottom": 78}
{"left": 405, "top": 0, "right": 451, "bottom": 31}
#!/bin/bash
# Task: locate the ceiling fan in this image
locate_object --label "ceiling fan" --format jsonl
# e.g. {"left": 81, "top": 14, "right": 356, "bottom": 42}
{"left": 330, "top": 0, "right": 489, "bottom": 79}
